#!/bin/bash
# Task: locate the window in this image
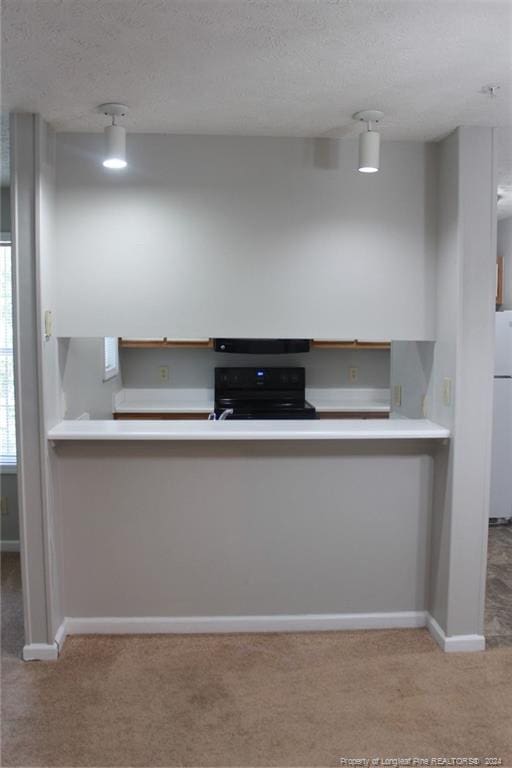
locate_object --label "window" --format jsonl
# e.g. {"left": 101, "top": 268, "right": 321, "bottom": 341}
{"left": 0, "top": 242, "right": 16, "bottom": 465}
{"left": 103, "top": 337, "right": 119, "bottom": 381}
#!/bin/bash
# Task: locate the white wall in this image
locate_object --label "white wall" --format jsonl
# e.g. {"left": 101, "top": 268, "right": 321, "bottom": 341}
{"left": 60, "top": 338, "right": 122, "bottom": 419}
{"left": 389, "top": 341, "right": 435, "bottom": 419}
{"left": 120, "top": 347, "right": 390, "bottom": 390}
{"left": 497, "top": 217, "right": 512, "bottom": 310}
{"left": 55, "top": 441, "right": 432, "bottom": 619}
{"left": 55, "top": 134, "right": 437, "bottom": 340}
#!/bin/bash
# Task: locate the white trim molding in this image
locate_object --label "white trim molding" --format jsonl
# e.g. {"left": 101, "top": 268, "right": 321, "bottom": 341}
{"left": 22, "top": 619, "right": 67, "bottom": 661}
{"left": 1, "top": 540, "right": 20, "bottom": 552}
{"left": 63, "top": 611, "right": 427, "bottom": 636}
{"left": 22, "top": 642, "right": 59, "bottom": 661}
{"left": 54, "top": 620, "right": 67, "bottom": 651}
{"left": 21, "top": 614, "right": 489, "bottom": 657}
{"left": 426, "top": 614, "right": 486, "bottom": 652}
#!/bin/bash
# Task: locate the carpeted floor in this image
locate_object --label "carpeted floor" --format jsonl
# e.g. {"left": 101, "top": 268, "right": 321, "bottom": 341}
{"left": 486, "top": 524, "right": 512, "bottom": 647}
{"left": 2, "top": 551, "right": 512, "bottom": 767}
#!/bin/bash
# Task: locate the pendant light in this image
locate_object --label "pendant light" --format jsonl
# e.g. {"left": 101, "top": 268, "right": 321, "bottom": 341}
{"left": 97, "top": 103, "right": 128, "bottom": 169}
{"left": 353, "top": 110, "right": 384, "bottom": 173}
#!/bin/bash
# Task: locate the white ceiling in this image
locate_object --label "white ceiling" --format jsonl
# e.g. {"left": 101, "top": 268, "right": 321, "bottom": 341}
{"left": 1, "top": 0, "right": 512, "bottom": 206}
{"left": 2, "top": 0, "right": 512, "bottom": 138}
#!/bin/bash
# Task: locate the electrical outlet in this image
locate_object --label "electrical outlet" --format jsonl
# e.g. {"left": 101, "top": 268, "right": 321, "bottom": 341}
{"left": 0, "top": 497, "right": 8, "bottom": 516}
{"left": 349, "top": 367, "right": 358, "bottom": 383}
{"left": 393, "top": 384, "right": 402, "bottom": 407}
{"left": 159, "top": 366, "right": 169, "bottom": 383}
{"left": 442, "top": 378, "right": 452, "bottom": 407}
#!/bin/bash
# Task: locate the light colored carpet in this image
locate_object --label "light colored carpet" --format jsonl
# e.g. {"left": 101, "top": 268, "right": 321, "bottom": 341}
{"left": 486, "top": 525, "right": 512, "bottom": 647}
{"left": 2, "top": 553, "right": 512, "bottom": 767}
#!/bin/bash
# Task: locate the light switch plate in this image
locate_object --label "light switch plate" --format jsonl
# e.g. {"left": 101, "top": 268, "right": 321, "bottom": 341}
{"left": 393, "top": 384, "right": 402, "bottom": 407}
{"left": 443, "top": 378, "right": 452, "bottom": 407}
{"left": 44, "top": 310, "right": 53, "bottom": 339}
{"left": 0, "top": 497, "right": 8, "bottom": 516}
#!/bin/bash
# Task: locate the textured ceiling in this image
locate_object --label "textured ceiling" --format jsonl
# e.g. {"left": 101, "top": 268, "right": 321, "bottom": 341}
{"left": 1, "top": 0, "right": 512, "bottom": 208}
{"left": 2, "top": 0, "right": 511, "bottom": 139}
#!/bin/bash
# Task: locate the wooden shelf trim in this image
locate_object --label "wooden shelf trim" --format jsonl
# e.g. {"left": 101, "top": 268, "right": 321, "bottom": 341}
{"left": 119, "top": 338, "right": 214, "bottom": 349}
{"left": 119, "top": 338, "right": 390, "bottom": 351}
{"left": 497, "top": 257, "right": 504, "bottom": 306}
{"left": 311, "top": 340, "right": 391, "bottom": 350}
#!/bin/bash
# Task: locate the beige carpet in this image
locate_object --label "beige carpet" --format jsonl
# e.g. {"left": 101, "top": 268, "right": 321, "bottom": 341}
{"left": 2, "top": 553, "right": 512, "bottom": 767}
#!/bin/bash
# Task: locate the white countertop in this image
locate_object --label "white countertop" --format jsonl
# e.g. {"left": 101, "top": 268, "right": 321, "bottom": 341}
{"left": 114, "top": 388, "right": 213, "bottom": 413}
{"left": 48, "top": 418, "right": 449, "bottom": 442}
{"left": 113, "top": 388, "right": 391, "bottom": 414}
{"left": 309, "top": 388, "right": 390, "bottom": 413}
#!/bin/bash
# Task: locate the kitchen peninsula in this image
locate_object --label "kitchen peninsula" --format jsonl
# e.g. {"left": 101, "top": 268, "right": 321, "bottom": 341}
{"left": 49, "top": 415, "right": 449, "bottom": 638}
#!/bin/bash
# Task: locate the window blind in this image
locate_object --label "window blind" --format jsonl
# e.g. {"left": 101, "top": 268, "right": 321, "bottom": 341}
{"left": 0, "top": 244, "right": 16, "bottom": 464}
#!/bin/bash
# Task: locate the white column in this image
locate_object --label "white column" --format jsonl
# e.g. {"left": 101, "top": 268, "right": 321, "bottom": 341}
{"left": 429, "top": 127, "right": 496, "bottom": 650}
{"left": 11, "top": 113, "right": 63, "bottom": 659}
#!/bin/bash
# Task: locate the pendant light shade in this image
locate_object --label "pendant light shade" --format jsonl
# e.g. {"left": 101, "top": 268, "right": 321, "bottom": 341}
{"left": 97, "top": 104, "right": 128, "bottom": 169}
{"left": 353, "top": 110, "right": 384, "bottom": 174}
{"left": 103, "top": 124, "right": 127, "bottom": 169}
{"left": 358, "top": 129, "right": 380, "bottom": 173}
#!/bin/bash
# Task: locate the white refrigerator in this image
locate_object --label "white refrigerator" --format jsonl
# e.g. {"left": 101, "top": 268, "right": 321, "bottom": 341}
{"left": 490, "top": 311, "right": 512, "bottom": 521}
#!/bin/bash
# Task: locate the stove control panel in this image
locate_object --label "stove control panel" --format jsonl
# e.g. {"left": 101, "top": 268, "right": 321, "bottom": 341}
{"left": 215, "top": 367, "right": 305, "bottom": 393}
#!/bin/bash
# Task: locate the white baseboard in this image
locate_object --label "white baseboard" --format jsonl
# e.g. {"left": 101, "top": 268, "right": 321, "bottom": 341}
{"left": 64, "top": 610, "right": 427, "bottom": 636}
{"left": 426, "top": 613, "right": 485, "bottom": 652}
{"left": 23, "top": 613, "right": 487, "bottom": 656}
{"left": 1, "top": 540, "right": 20, "bottom": 552}
{"left": 54, "top": 620, "right": 67, "bottom": 651}
{"left": 23, "top": 642, "right": 59, "bottom": 661}
{"left": 22, "top": 620, "right": 68, "bottom": 661}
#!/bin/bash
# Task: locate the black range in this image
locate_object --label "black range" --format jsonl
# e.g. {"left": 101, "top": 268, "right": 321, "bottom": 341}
{"left": 214, "top": 367, "right": 317, "bottom": 420}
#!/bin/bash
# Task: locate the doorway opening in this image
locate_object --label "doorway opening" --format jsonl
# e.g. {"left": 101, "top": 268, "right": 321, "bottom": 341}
{"left": 485, "top": 127, "right": 512, "bottom": 648}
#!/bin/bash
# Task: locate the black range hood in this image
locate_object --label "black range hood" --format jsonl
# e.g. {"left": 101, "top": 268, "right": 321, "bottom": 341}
{"left": 214, "top": 338, "right": 310, "bottom": 354}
